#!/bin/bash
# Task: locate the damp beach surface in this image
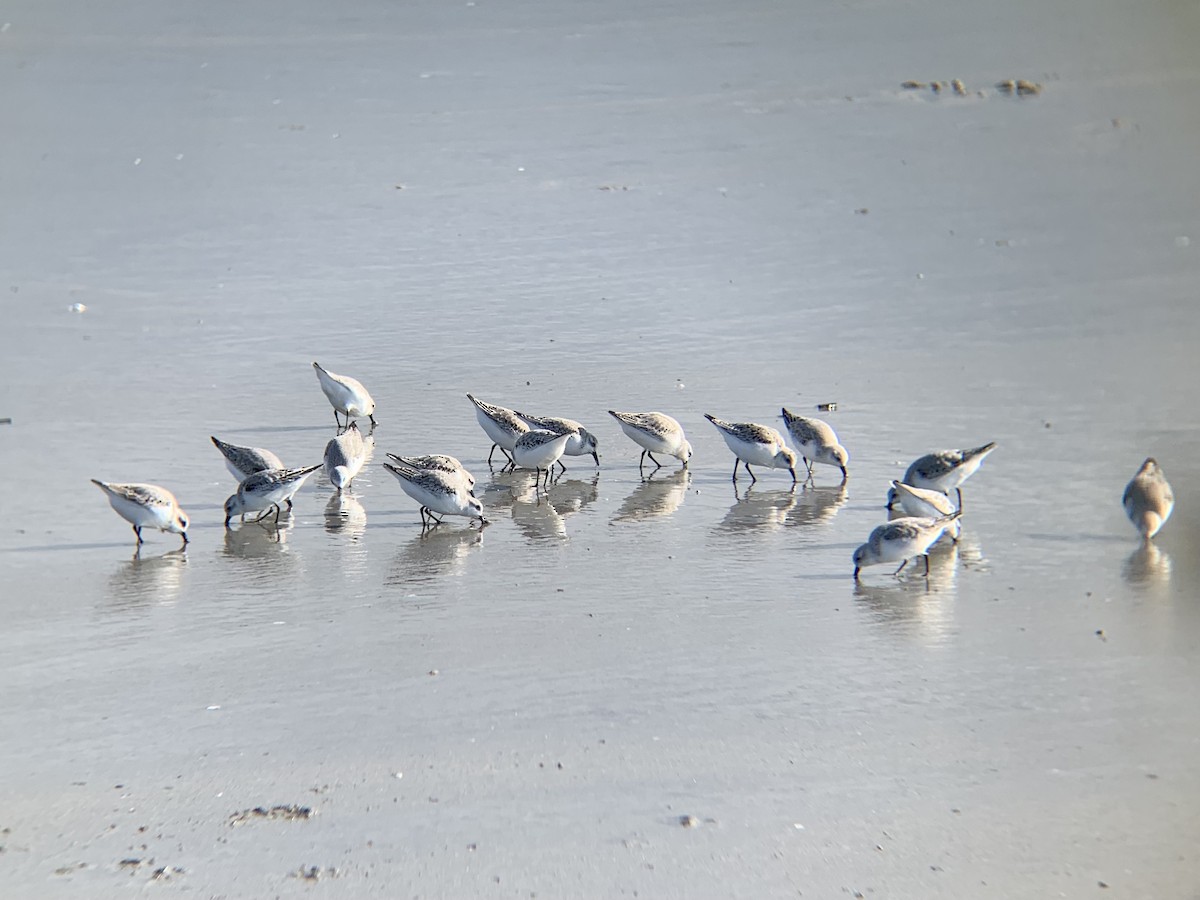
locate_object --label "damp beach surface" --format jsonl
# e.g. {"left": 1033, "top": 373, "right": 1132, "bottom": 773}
{"left": 2, "top": 0, "right": 1199, "bottom": 895}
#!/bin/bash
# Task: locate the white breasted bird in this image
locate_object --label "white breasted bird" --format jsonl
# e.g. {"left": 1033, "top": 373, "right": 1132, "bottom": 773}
{"left": 313, "top": 361, "right": 376, "bottom": 430}
{"left": 853, "top": 513, "right": 960, "bottom": 580}
{"left": 608, "top": 410, "right": 692, "bottom": 472}
{"left": 705, "top": 414, "right": 797, "bottom": 484}
{"left": 92, "top": 480, "right": 190, "bottom": 547}
{"left": 780, "top": 407, "right": 848, "bottom": 481}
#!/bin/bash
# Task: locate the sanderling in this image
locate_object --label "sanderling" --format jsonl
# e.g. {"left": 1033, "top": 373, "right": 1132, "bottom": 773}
{"left": 704, "top": 414, "right": 797, "bottom": 484}
{"left": 514, "top": 410, "right": 600, "bottom": 471}
{"left": 889, "top": 480, "right": 961, "bottom": 541}
{"left": 382, "top": 462, "right": 486, "bottom": 529}
{"left": 887, "top": 442, "right": 996, "bottom": 511}
{"left": 323, "top": 421, "right": 367, "bottom": 492}
{"left": 313, "top": 362, "right": 376, "bottom": 430}
{"left": 1123, "top": 457, "right": 1174, "bottom": 540}
{"left": 512, "top": 429, "right": 573, "bottom": 489}
{"left": 385, "top": 453, "right": 475, "bottom": 492}
{"left": 780, "top": 408, "right": 848, "bottom": 480}
{"left": 467, "top": 393, "right": 529, "bottom": 465}
{"left": 853, "top": 513, "right": 960, "bottom": 579}
{"left": 92, "top": 480, "right": 190, "bottom": 547}
{"left": 210, "top": 435, "right": 284, "bottom": 482}
{"left": 224, "top": 464, "right": 322, "bottom": 526}
{"left": 607, "top": 410, "right": 692, "bottom": 471}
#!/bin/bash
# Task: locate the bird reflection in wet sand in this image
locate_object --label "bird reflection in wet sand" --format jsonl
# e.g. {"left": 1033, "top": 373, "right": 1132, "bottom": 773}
{"left": 1123, "top": 542, "right": 1172, "bottom": 587}
{"left": 546, "top": 474, "right": 599, "bottom": 516}
{"left": 784, "top": 481, "right": 848, "bottom": 530}
{"left": 479, "top": 468, "right": 540, "bottom": 513}
{"left": 612, "top": 469, "right": 691, "bottom": 523}
{"left": 854, "top": 543, "right": 959, "bottom": 632}
{"left": 222, "top": 518, "right": 293, "bottom": 559}
{"left": 107, "top": 548, "right": 189, "bottom": 608}
{"left": 324, "top": 491, "right": 367, "bottom": 537}
{"left": 716, "top": 485, "right": 797, "bottom": 532}
{"left": 388, "top": 527, "right": 483, "bottom": 588}
{"left": 512, "top": 495, "right": 567, "bottom": 541}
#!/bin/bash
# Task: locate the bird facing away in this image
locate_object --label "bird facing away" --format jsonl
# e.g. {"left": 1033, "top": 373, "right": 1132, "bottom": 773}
{"left": 210, "top": 436, "right": 284, "bottom": 482}
{"left": 704, "top": 414, "right": 797, "bottom": 484}
{"left": 467, "top": 393, "right": 530, "bottom": 465}
{"left": 607, "top": 410, "right": 692, "bottom": 472}
{"left": 313, "top": 361, "right": 376, "bottom": 430}
{"left": 323, "top": 421, "right": 367, "bottom": 492}
{"left": 382, "top": 462, "right": 486, "bottom": 530}
{"left": 780, "top": 407, "right": 848, "bottom": 480}
{"left": 513, "top": 409, "right": 601, "bottom": 470}
{"left": 1123, "top": 457, "right": 1174, "bottom": 540}
{"left": 887, "top": 442, "right": 996, "bottom": 511}
{"left": 853, "top": 513, "right": 960, "bottom": 580}
{"left": 224, "top": 464, "right": 322, "bottom": 526}
{"left": 92, "top": 480, "right": 189, "bottom": 547}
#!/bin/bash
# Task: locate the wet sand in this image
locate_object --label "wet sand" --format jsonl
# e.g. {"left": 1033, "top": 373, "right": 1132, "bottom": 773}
{"left": 2, "top": 0, "right": 1199, "bottom": 896}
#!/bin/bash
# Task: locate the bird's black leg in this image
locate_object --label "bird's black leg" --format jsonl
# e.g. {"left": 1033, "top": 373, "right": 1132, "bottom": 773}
{"left": 893, "top": 559, "right": 909, "bottom": 576}
{"left": 133, "top": 525, "right": 143, "bottom": 544}
{"left": 272, "top": 503, "right": 281, "bottom": 525}
{"left": 333, "top": 409, "right": 342, "bottom": 429}
{"left": 368, "top": 414, "right": 377, "bottom": 429}
{"left": 923, "top": 554, "right": 930, "bottom": 576}
{"left": 488, "top": 444, "right": 499, "bottom": 465}
{"left": 789, "top": 466, "right": 798, "bottom": 485}
{"left": 746, "top": 463, "right": 757, "bottom": 484}
{"left": 181, "top": 532, "right": 189, "bottom": 547}
{"left": 731, "top": 459, "right": 740, "bottom": 482}
{"left": 286, "top": 498, "right": 293, "bottom": 510}
{"left": 649, "top": 452, "right": 663, "bottom": 471}
{"left": 956, "top": 487, "right": 963, "bottom": 512}
{"left": 555, "top": 459, "right": 566, "bottom": 476}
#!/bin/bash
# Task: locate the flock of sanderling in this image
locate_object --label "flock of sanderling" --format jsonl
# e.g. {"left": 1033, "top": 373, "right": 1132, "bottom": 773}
{"left": 92, "top": 362, "right": 1177, "bottom": 579}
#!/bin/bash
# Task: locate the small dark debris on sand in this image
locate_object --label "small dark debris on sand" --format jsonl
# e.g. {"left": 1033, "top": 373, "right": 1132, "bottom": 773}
{"left": 229, "top": 804, "right": 315, "bottom": 826}
{"left": 679, "top": 814, "right": 700, "bottom": 828}
{"left": 817, "top": 402, "right": 838, "bottom": 412}
{"left": 293, "top": 865, "right": 339, "bottom": 881}
{"left": 152, "top": 865, "right": 185, "bottom": 881}
{"left": 0, "top": 418, "right": 12, "bottom": 425}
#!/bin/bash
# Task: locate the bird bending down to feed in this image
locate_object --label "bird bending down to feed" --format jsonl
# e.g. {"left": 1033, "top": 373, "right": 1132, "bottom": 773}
{"left": 210, "top": 435, "right": 284, "bottom": 482}
{"left": 607, "top": 410, "right": 692, "bottom": 472}
{"left": 513, "top": 409, "right": 600, "bottom": 472}
{"left": 92, "top": 480, "right": 190, "bottom": 547}
{"left": 467, "top": 393, "right": 529, "bottom": 466}
{"left": 382, "top": 462, "right": 486, "bottom": 530}
{"left": 853, "top": 513, "right": 960, "bottom": 580}
{"left": 323, "top": 421, "right": 366, "bottom": 492}
{"left": 313, "top": 361, "right": 376, "bottom": 430}
{"left": 224, "top": 464, "right": 322, "bottom": 526}
{"left": 780, "top": 407, "right": 848, "bottom": 481}
{"left": 512, "top": 429, "right": 573, "bottom": 490}
{"left": 704, "top": 414, "right": 797, "bottom": 484}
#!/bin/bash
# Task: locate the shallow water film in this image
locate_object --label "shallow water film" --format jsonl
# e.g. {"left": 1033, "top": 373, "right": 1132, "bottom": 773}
{"left": 2, "top": 0, "right": 1199, "bottom": 896}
